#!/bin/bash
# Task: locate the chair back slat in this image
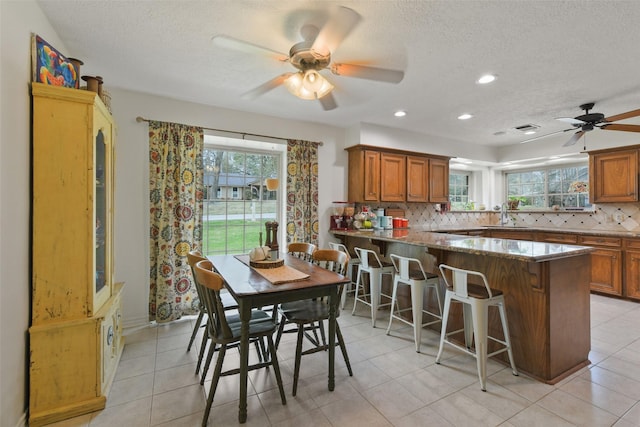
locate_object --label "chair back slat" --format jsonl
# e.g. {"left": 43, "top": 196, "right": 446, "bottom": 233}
{"left": 354, "top": 247, "right": 384, "bottom": 269}
{"left": 439, "top": 264, "right": 493, "bottom": 299}
{"left": 312, "top": 249, "right": 349, "bottom": 275}
{"left": 390, "top": 254, "right": 411, "bottom": 280}
{"left": 194, "top": 259, "right": 234, "bottom": 339}
{"left": 287, "top": 242, "right": 316, "bottom": 262}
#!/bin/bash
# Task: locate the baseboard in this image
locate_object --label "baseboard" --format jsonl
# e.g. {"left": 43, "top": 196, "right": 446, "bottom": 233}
{"left": 122, "top": 315, "right": 150, "bottom": 330}
{"left": 16, "top": 411, "right": 27, "bottom": 427}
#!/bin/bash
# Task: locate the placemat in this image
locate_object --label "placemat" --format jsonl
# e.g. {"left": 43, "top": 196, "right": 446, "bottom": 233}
{"left": 235, "top": 255, "right": 310, "bottom": 285}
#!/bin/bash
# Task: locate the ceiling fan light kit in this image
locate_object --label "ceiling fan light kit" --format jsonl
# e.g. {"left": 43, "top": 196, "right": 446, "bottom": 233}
{"left": 284, "top": 69, "right": 334, "bottom": 100}
{"left": 212, "top": 6, "right": 404, "bottom": 110}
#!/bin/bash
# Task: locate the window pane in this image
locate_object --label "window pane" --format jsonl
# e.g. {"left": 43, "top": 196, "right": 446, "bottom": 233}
{"left": 202, "top": 144, "right": 280, "bottom": 256}
{"left": 449, "top": 172, "right": 469, "bottom": 209}
{"left": 505, "top": 163, "right": 588, "bottom": 210}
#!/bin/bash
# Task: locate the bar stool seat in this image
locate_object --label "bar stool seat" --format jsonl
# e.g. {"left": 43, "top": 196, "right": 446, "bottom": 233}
{"left": 328, "top": 242, "right": 360, "bottom": 309}
{"left": 352, "top": 247, "right": 394, "bottom": 327}
{"left": 386, "top": 253, "right": 442, "bottom": 352}
{"left": 436, "top": 264, "right": 518, "bottom": 391}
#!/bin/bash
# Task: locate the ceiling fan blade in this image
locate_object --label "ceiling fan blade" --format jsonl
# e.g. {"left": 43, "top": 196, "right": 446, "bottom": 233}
{"left": 519, "top": 128, "right": 574, "bottom": 144}
{"left": 600, "top": 123, "right": 640, "bottom": 132}
{"left": 330, "top": 63, "right": 404, "bottom": 83}
{"left": 242, "top": 73, "right": 293, "bottom": 100}
{"left": 311, "top": 6, "right": 362, "bottom": 56}
{"left": 319, "top": 92, "right": 338, "bottom": 111}
{"left": 563, "top": 131, "right": 585, "bottom": 147}
{"left": 604, "top": 109, "right": 640, "bottom": 122}
{"left": 555, "top": 117, "right": 585, "bottom": 125}
{"left": 212, "top": 35, "right": 289, "bottom": 62}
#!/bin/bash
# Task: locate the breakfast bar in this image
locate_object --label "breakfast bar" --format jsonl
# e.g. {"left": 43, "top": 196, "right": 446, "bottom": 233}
{"left": 332, "top": 228, "right": 595, "bottom": 384}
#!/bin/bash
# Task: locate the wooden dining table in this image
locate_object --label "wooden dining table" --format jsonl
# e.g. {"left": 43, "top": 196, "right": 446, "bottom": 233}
{"left": 208, "top": 253, "right": 351, "bottom": 423}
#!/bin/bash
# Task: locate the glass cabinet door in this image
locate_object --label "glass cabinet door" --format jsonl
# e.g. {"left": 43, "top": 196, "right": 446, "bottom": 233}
{"left": 95, "top": 130, "right": 106, "bottom": 294}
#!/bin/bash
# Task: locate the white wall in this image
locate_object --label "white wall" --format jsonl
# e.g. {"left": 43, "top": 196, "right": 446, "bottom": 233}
{"left": 0, "top": 2, "right": 73, "bottom": 425}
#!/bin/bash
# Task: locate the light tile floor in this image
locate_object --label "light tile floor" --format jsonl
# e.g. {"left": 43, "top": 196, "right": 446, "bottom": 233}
{"left": 46, "top": 294, "right": 640, "bottom": 426}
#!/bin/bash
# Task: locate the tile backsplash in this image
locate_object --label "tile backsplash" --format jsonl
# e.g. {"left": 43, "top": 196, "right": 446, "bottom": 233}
{"left": 365, "top": 202, "right": 640, "bottom": 233}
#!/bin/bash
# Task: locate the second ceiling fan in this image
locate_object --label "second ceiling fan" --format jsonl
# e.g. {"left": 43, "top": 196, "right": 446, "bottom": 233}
{"left": 212, "top": 6, "right": 404, "bottom": 111}
{"left": 524, "top": 103, "right": 640, "bottom": 147}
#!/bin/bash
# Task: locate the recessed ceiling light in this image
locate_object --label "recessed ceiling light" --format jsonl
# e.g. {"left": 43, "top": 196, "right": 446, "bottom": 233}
{"left": 477, "top": 74, "right": 496, "bottom": 84}
{"left": 458, "top": 113, "right": 473, "bottom": 120}
{"left": 394, "top": 110, "right": 407, "bottom": 117}
{"left": 524, "top": 130, "right": 536, "bottom": 135}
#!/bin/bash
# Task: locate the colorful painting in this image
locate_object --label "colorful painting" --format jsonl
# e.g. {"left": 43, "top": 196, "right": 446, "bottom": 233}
{"left": 31, "top": 34, "right": 78, "bottom": 88}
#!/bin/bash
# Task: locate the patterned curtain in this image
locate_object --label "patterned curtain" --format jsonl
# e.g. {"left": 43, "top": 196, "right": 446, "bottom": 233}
{"left": 148, "top": 121, "right": 204, "bottom": 322}
{"left": 286, "top": 139, "right": 319, "bottom": 246}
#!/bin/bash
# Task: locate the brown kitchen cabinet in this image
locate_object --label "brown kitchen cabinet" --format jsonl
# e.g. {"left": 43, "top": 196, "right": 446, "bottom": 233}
{"left": 346, "top": 145, "right": 450, "bottom": 203}
{"left": 624, "top": 238, "right": 640, "bottom": 300}
{"left": 429, "top": 157, "right": 450, "bottom": 202}
{"left": 488, "top": 229, "right": 536, "bottom": 241}
{"left": 588, "top": 145, "right": 639, "bottom": 203}
{"left": 380, "top": 152, "right": 406, "bottom": 201}
{"left": 348, "top": 148, "right": 380, "bottom": 202}
{"left": 579, "top": 235, "right": 623, "bottom": 296}
{"left": 538, "top": 232, "right": 579, "bottom": 244}
{"left": 406, "top": 155, "right": 429, "bottom": 202}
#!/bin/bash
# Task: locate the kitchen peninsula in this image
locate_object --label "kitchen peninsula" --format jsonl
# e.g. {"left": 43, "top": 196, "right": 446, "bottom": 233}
{"left": 331, "top": 228, "right": 595, "bottom": 384}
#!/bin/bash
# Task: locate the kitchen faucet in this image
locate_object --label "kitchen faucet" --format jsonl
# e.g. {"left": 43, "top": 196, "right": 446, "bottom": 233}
{"left": 500, "top": 202, "right": 509, "bottom": 226}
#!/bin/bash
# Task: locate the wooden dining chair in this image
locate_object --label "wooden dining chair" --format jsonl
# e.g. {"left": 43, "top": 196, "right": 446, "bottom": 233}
{"left": 194, "top": 259, "right": 286, "bottom": 426}
{"left": 287, "top": 242, "right": 316, "bottom": 261}
{"left": 187, "top": 251, "right": 268, "bottom": 383}
{"left": 273, "top": 242, "right": 320, "bottom": 346}
{"left": 186, "top": 251, "right": 237, "bottom": 375}
{"left": 274, "top": 249, "right": 354, "bottom": 396}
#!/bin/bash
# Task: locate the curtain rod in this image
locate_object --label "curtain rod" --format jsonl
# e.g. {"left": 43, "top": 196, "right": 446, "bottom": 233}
{"left": 135, "top": 116, "right": 323, "bottom": 146}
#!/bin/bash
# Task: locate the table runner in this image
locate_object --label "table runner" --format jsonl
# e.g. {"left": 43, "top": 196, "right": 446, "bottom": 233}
{"left": 234, "top": 255, "right": 310, "bottom": 284}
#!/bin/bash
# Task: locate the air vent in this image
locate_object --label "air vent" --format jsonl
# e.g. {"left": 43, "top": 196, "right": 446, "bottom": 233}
{"left": 514, "top": 124, "right": 540, "bottom": 133}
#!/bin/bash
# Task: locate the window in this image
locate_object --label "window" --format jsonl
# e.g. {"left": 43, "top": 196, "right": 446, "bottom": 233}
{"left": 449, "top": 172, "right": 469, "bottom": 210}
{"left": 506, "top": 164, "right": 589, "bottom": 209}
{"left": 202, "top": 135, "right": 285, "bottom": 256}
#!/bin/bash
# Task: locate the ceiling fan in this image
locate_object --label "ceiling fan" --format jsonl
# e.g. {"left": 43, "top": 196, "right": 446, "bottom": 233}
{"left": 523, "top": 103, "right": 640, "bottom": 147}
{"left": 211, "top": 6, "right": 404, "bottom": 111}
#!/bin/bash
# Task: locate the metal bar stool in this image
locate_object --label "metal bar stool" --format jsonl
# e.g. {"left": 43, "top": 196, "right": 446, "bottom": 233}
{"left": 352, "top": 247, "right": 395, "bottom": 327}
{"left": 386, "top": 253, "right": 442, "bottom": 352}
{"left": 436, "top": 264, "right": 518, "bottom": 391}
{"left": 328, "top": 242, "right": 360, "bottom": 309}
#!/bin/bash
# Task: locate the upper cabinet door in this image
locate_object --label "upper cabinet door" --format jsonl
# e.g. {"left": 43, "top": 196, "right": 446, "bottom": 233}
{"left": 363, "top": 150, "right": 381, "bottom": 201}
{"left": 428, "top": 158, "right": 450, "bottom": 202}
{"left": 589, "top": 148, "right": 638, "bottom": 203}
{"left": 380, "top": 153, "right": 406, "bottom": 202}
{"left": 348, "top": 148, "right": 380, "bottom": 202}
{"left": 406, "top": 156, "right": 429, "bottom": 202}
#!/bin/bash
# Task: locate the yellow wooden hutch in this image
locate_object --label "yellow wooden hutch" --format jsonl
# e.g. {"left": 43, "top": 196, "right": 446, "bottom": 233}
{"left": 29, "top": 83, "right": 124, "bottom": 426}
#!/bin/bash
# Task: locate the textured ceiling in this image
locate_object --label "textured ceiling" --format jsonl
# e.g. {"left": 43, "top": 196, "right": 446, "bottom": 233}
{"left": 37, "top": 0, "right": 640, "bottom": 148}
